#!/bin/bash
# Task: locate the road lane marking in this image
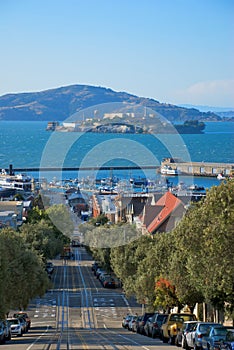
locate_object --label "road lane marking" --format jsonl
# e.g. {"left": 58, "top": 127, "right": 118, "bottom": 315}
{"left": 26, "top": 325, "right": 50, "bottom": 350}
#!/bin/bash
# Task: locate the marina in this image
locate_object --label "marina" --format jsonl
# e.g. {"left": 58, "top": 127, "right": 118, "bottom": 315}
{"left": 0, "top": 161, "right": 226, "bottom": 200}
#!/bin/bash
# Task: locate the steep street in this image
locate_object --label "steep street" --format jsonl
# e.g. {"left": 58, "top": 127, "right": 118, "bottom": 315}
{"left": 2, "top": 246, "right": 179, "bottom": 349}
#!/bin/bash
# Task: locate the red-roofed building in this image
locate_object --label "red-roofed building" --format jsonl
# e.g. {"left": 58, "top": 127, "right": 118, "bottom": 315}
{"left": 140, "top": 191, "right": 186, "bottom": 234}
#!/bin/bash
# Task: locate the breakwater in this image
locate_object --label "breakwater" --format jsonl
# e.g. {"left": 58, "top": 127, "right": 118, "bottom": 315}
{"left": 12, "top": 165, "right": 158, "bottom": 172}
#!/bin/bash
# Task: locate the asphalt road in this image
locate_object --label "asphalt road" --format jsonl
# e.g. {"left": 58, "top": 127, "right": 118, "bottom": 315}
{"left": 2, "top": 247, "right": 179, "bottom": 350}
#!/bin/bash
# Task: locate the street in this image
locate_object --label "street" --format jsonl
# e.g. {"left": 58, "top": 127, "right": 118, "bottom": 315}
{"left": 2, "top": 247, "right": 179, "bottom": 349}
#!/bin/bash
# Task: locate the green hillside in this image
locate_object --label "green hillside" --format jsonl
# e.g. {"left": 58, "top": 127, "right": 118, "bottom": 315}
{"left": 0, "top": 84, "right": 220, "bottom": 122}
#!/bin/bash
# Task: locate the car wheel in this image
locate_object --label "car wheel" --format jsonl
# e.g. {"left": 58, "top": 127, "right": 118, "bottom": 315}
{"left": 194, "top": 345, "right": 201, "bottom": 350}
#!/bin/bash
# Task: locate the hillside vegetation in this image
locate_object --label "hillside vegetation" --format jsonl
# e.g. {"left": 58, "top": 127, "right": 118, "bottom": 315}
{"left": 0, "top": 84, "right": 220, "bottom": 122}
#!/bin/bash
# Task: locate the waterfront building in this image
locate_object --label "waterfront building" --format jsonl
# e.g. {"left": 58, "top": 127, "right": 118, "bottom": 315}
{"left": 161, "top": 158, "right": 234, "bottom": 177}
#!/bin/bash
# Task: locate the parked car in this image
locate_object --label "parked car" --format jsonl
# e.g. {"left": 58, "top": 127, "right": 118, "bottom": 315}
{"left": 99, "top": 272, "right": 111, "bottom": 284}
{"left": 132, "top": 315, "right": 143, "bottom": 333}
{"left": 144, "top": 313, "right": 168, "bottom": 338}
{"left": 185, "top": 322, "right": 220, "bottom": 350}
{"left": 202, "top": 325, "right": 228, "bottom": 350}
{"left": 137, "top": 312, "right": 155, "bottom": 335}
{"left": 112, "top": 277, "right": 122, "bottom": 288}
{"left": 220, "top": 329, "right": 234, "bottom": 350}
{"left": 17, "top": 316, "right": 27, "bottom": 333}
{"left": 7, "top": 317, "right": 24, "bottom": 337}
{"left": 95, "top": 268, "right": 106, "bottom": 278}
{"left": 91, "top": 262, "right": 99, "bottom": 272}
{"left": 144, "top": 314, "right": 157, "bottom": 337}
{"left": 161, "top": 312, "right": 197, "bottom": 345}
{"left": 0, "top": 319, "right": 12, "bottom": 344}
{"left": 45, "top": 262, "right": 54, "bottom": 275}
{"left": 122, "top": 314, "right": 135, "bottom": 329}
{"left": 102, "top": 276, "right": 116, "bottom": 288}
{"left": 2, "top": 319, "right": 11, "bottom": 342}
{"left": 0, "top": 321, "right": 5, "bottom": 344}
{"left": 175, "top": 320, "right": 198, "bottom": 348}
{"left": 128, "top": 315, "right": 138, "bottom": 331}
{"left": 159, "top": 313, "right": 170, "bottom": 339}
{"left": 13, "top": 312, "right": 31, "bottom": 331}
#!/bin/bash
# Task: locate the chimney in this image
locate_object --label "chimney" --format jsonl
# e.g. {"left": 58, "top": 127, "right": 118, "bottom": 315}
{"left": 9, "top": 164, "right": 14, "bottom": 175}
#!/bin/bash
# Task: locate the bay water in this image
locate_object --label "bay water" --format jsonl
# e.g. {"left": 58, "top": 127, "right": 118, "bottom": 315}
{"left": 0, "top": 121, "right": 233, "bottom": 188}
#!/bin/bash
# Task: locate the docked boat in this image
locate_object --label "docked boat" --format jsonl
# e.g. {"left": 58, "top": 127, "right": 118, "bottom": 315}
{"left": 217, "top": 173, "right": 226, "bottom": 180}
{"left": 188, "top": 184, "right": 205, "bottom": 191}
{"left": 0, "top": 169, "right": 32, "bottom": 191}
{"left": 129, "top": 177, "right": 148, "bottom": 187}
{"left": 161, "top": 165, "right": 180, "bottom": 175}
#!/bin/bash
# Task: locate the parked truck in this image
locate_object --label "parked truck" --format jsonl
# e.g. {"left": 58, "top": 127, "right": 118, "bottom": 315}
{"left": 161, "top": 312, "right": 197, "bottom": 345}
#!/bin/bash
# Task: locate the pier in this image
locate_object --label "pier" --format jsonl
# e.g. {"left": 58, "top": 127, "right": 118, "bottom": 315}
{"left": 3, "top": 161, "right": 234, "bottom": 178}
{"left": 11, "top": 165, "right": 157, "bottom": 172}
{"left": 161, "top": 158, "right": 234, "bottom": 177}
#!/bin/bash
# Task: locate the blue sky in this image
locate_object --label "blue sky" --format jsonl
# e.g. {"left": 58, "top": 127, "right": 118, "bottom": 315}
{"left": 1, "top": 0, "right": 233, "bottom": 107}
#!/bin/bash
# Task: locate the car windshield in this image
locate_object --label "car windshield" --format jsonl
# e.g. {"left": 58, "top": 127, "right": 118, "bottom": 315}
{"left": 199, "top": 324, "right": 213, "bottom": 333}
{"left": 182, "top": 315, "right": 196, "bottom": 321}
{"left": 183, "top": 322, "right": 197, "bottom": 331}
{"left": 213, "top": 328, "right": 227, "bottom": 336}
{"left": 170, "top": 315, "right": 181, "bottom": 321}
{"left": 8, "top": 319, "right": 19, "bottom": 325}
{"left": 188, "top": 322, "right": 197, "bottom": 330}
{"left": 14, "top": 313, "right": 27, "bottom": 318}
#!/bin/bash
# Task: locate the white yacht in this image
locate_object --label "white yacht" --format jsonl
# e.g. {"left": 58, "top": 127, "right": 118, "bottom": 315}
{"left": 160, "top": 165, "right": 180, "bottom": 175}
{"left": 0, "top": 169, "right": 32, "bottom": 191}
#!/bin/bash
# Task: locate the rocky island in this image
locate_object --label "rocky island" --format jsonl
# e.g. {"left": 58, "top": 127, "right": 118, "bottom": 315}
{"left": 48, "top": 115, "right": 206, "bottom": 134}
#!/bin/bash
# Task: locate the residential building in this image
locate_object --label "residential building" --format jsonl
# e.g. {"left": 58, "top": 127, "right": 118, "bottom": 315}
{"left": 140, "top": 191, "right": 186, "bottom": 234}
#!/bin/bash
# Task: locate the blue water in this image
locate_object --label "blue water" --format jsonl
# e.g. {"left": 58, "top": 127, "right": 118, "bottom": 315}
{"left": 0, "top": 121, "right": 233, "bottom": 187}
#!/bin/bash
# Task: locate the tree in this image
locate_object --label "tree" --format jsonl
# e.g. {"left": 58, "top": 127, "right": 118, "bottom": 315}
{"left": 154, "top": 278, "right": 178, "bottom": 312}
{"left": 111, "top": 235, "right": 153, "bottom": 299}
{"left": 20, "top": 219, "right": 65, "bottom": 260}
{"left": 46, "top": 204, "right": 74, "bottom": 238}
{"left": 0, "top": 228, "right": 49, "bottom": 318}
{"left": 89, "top": 213, "right": 108, "bottom": 226}
{"left": 170, "top": 179, "right": 234, "bottom": 320}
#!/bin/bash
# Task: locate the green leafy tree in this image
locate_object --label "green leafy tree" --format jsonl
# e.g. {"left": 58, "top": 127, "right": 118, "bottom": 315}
{"left": 20, "top": 219, "right": 65, "bottom": 260}
{"left": 89, "top": 213, "right": 109, "bottom": 226}
{"left": 168, "top": 179, "right": 234, "bottom": 319}
{"left": 111, "top": 235, "right": 152, "bottom": 298}
{"left": 0, "top": 228, "right": 49, "bottom": 318}
{"left": 46, "top": 204, "right": 74, "bottom": 238}
{"left": 27, "top": 206, "right": 49, "bottom": 223}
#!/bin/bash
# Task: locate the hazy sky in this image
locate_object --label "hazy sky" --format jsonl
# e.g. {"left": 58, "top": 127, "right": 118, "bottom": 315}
{"left": 1, "top": 0, "right": 233, "bottom": 107}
